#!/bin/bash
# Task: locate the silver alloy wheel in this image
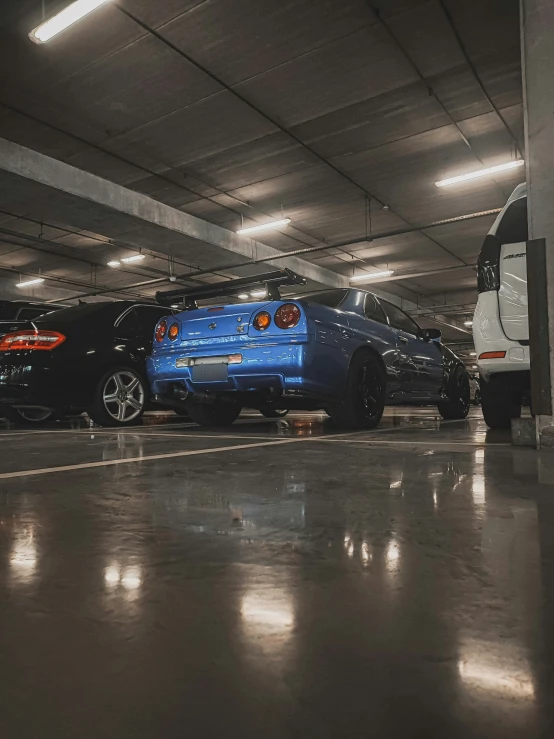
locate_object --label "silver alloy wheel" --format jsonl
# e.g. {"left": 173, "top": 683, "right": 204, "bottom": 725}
{"left": 16, "top": 408, "right": 53, "bottom": 422}
{"left": 102, "top": 371, "right": 145, "bottom": 423}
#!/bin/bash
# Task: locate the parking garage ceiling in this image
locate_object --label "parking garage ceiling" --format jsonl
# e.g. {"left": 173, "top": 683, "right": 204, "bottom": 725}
{"left": 0, "top": 0, "right": 523, "bottom": 343}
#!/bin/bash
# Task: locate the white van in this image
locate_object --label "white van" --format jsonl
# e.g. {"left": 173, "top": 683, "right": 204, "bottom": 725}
{"left": 473, "top": 183, "right": 529, "bottom": 428}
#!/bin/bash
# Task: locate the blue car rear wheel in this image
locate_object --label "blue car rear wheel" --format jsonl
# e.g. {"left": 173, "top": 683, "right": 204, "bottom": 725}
{"left": 328, "top": 353, "right": 385, "bottom": 429}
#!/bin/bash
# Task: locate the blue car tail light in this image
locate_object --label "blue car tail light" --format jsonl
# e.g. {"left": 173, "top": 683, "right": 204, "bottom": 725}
{"left": 274, "top": 303, "right": 301, "bottom": 329}
{"left": 253, "top": 311, "right": 271, "bottom": 330}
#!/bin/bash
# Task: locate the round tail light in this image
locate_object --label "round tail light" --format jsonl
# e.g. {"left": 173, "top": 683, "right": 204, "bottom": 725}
{"left": 168, "top": 323, "right": 180, "bottom": 341}
{"left": 155, "top": 319, "right": 167, "bottom": 342}
{"left": 274, "top": 303, "right": 301, "bottom": 329}
{"left": 253, "top": 311, "right": 271, "bottom": 330}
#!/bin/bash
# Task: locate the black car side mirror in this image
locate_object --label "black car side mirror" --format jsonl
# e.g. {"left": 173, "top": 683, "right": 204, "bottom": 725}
{"left": 422, "top": 328, "right": 442, "bottom": 342}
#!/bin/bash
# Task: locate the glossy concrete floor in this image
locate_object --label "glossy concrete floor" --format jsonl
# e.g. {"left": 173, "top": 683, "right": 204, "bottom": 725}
{"left": 1, "top": 407, "right": 554, "bottom": 738}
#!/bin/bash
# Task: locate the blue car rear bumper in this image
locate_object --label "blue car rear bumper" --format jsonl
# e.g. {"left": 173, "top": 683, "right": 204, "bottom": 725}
{"left": 147, "top": 334, "right": 344, "bottom": 400}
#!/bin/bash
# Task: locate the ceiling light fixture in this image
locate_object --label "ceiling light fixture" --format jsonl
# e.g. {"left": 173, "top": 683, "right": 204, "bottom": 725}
{"left": 464, "top": 320, "right": 473, "bottom": 327}
{"left": 121, "top": 254, "right": 146, "bottom": 264}
{"left": 237, "top": 218, "right": 291, "bottom": 235}
{"left": 16, "top": 277, "right": 45, "bottom": 288}
{"left": 29, "top": 0, "right": 111, "bottom": 44}
{"left": 350, "top": 270, "right": 394, "bottom": 283}
{"left": 250, "top": 289, "right": 267, "bottom": 298}
{"left": 470, "top": 352, "right": 477, "bottom": 356}
{"left": 237, "top": 293, "right": 250, "bottom": 300}
{"left": 107, "top": 260, "right": 121, "bottom": 268}
{"left": 435, "top": 160, "right": 524, "bottom": 188}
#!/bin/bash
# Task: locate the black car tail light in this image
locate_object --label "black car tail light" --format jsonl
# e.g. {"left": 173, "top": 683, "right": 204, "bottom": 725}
{"left": 274, "top": 303, "right": 301, "bottom": 329}
{"left": 0, "top": 330, "right": 66, "bottom": 351}
{"left": 155, "top": 319, "right": 167, "bottom": 342}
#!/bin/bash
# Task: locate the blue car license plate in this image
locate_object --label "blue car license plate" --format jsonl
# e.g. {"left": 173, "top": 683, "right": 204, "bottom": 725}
{"left": 191, "top": 363, "right": 228, "bottom": 382}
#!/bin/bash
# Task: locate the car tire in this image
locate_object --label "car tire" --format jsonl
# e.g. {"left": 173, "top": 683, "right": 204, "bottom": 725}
{"left": 259, "top": 408, "right": 289, "bottom": 418}
{"left": 87, "top": 366, "right": 146, "bottom": 427}
{"left": 438, "top": 366, "right": 471, "bottom": 420}
{"left": 2, "top": 408, "right": 62, "bottom": 425}
{"left": 480, "top": 374, "right": 521, "bottom": 430}
{"left": 327, "top": 353, "right": 385, "bottom": 429}
{"left": 187, "top": 401, "right": 242, "bottom": 427}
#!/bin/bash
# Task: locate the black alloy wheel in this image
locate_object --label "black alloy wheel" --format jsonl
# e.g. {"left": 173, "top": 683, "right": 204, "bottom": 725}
{"left": 328, "top": 353, "right": 386, "bottom": 429}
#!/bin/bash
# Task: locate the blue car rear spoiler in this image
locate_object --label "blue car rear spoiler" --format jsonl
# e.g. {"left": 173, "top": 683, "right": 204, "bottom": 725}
{"left": 156, "top": 269, "right": 307, "bottom": 310}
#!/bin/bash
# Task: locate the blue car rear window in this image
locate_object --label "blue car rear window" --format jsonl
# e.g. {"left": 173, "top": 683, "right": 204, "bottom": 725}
{"left": 300, "top": 289, "right": 348, "bottom": 308}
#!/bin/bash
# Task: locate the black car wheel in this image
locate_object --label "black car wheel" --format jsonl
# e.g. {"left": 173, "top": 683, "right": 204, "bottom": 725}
{"left": 187, "top": 401, "right": 242, "bottom": 428}
{"left": 88, "top": 367, "right": 146, "bottom": 427}
{"left": 259, "top": 408, "right": 289, "bottom": 418}
{"left": 480, "top": 375, "right": 521, "bottom": 429}
{"left": 328, "top": 353, "right": 385, "bottom": 429}
{"left": 2, "top": 408, "right": 62, "bottom": 425}
{"left": 438, "top": 366, "right": 471, "bottom": 420}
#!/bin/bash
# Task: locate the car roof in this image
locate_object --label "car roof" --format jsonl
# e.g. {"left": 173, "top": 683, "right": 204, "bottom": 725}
{"left": 34, "top": 301, "right": 138, "bottom": 325}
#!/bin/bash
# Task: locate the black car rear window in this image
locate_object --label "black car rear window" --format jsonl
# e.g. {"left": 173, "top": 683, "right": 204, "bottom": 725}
{"left": 301, "top": 289, "right": 348, "bottom": 308}
{"left": 34, "top": 302, "right": 124, "bottom": 324}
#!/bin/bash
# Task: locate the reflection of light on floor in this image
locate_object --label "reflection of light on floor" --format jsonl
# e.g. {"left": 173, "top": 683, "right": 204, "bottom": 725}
{"left": 475, "top": 448, "right": 485, "bottom": 462}
{"left": 433, "top": 492, "right": 438, "bottom": 509}
{"left": 241, "top": 590, "right": 294, "bottom": 632}
{"left": 104, "top": 565, "right": 121, "bottom": 586}
{"left": 472, "top": 475, "right": 486, "bottom": 505}
{"left": 458, "top": 658, "right": 534, "bottom": 700}
{"left": 361, "top": 541, "right": 371, "bottom": 565}
{"left": 10, "top": 531, "right": 37, "bottom": 579}
{"left": 389, "top": 480, "right": 402, "bottom": 489}
{"left": 121, "top": 566, "right": 142, "bottom": 590}
{"left": 386, "top": 540, "right": 400, "bottom": 570}
{"left": 104, "top": 564, "right": 142, "bottom": 590}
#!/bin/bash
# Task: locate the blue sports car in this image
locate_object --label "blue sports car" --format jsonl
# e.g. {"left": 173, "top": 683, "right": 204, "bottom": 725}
{"left": 147, "top": 270, "right": 470, "bottom": 428}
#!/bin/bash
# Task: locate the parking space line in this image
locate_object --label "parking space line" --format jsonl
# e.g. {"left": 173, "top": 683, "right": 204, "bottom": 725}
{"left": 0, "top": 438, "right": 314, "bottom": 479}
{"left": 0, "top": 431, "right": 362, "bottom": 479}
{"left": 312, "top": 438, "right": 509, "bottom": 447}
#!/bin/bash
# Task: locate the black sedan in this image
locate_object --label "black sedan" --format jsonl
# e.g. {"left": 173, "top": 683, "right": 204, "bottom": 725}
{"left": 0, "top": 301, "right": 173, "bottom": 426}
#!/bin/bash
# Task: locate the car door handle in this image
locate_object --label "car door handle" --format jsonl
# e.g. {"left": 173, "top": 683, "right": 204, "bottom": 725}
{"left": 398, "top": 335, "right": 409, "bottom": 344}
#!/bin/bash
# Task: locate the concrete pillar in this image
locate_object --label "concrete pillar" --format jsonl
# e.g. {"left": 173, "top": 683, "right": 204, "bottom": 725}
{"left": 521, "top": 0, "right": 554, "bottom": 446}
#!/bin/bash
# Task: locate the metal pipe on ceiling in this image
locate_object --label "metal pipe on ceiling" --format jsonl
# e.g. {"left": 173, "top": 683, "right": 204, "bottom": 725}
{"left": 113, "top": 3, "right": 478, "bottom": 268}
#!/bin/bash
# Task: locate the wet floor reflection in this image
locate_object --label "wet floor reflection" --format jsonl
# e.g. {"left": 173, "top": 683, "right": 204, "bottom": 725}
{"left": 0, "top": 409, "right": 553, "bottom": 737}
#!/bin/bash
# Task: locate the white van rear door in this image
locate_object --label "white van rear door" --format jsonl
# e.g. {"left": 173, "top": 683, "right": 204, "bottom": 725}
{"left": 499, "top": 242, "right": 528, "bottom": 341}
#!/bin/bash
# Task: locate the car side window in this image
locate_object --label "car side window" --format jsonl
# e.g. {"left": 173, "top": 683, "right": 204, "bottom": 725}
{"left": 116, "top": 308, "right": 141, "bottom": 336}
{"left": 364, "top": 294, "right": 388, "bottom": 324}
{"left": 381, "top": 301, "right": 420, "bottom": 336}
{"left": 134, "top": 306, "right": 171, "bottom": 339}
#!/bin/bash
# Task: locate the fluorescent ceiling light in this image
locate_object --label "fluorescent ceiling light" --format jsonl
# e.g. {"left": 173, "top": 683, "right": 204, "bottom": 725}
{"left": 29, "top": 0, "right": 111, "bottom": 44}
{"left": 121, "top": 254, "right": 146, "bottom": 264}
{"left": 237, "top": 293, "right": 250, "bottom": 299}
{"left": 107, "top": 260, "right": 121, "bottom": 268}
{"left": 16, "top": 277, "right": 45, "bottom": 288}
{"left": 350, "top": 270, "right": 394, "bottom": 283}
{"left": 237, "top": 218, "right": 291, "bottom": 235}
{"left": 470, "top": 352, "right": 477, "bottom": 356}
{"left": 250, "top": 289, "right": 267, "bottom": 298}
{"left": 435, "top": 160, "right": 524, "bottom": 188}
{"left": 464, "top": 320, "right": 473, "bottom": 327}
